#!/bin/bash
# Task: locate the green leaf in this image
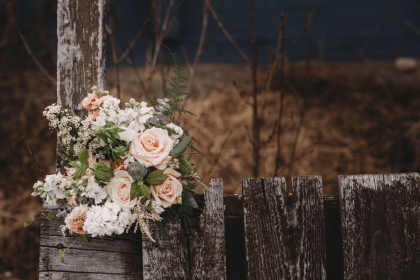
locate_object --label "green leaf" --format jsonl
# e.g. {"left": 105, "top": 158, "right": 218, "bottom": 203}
{"left": 47, "top": 213, "right": 55, "bottom": 221}
{"left": 59, "top": 249, "right": 65, "bottom": 264}
{"left": 146, "top": 170, "right": 167, "bottom": 185}
{"left": 72, "top": 149, "right": 90, "bottom": 180}
{"left": 178, "top": 158, "right": 194, "bottom": 175}
{"left": 171, "top": 135, "right": 192, "bottom": 156}
{"left": 94, "top": 163, "right": 114, "bottom": 182}
{"left": 64, "top": 193, "right": 71, "bottom": 198}
{"left": 113, "top": 146, "right": 128, "bottom": 157}
{"left": 79, "top": 235, "right": 90, "bottom": 246}
{"left": 78, "top": 149, "right": 89, "bottom": 165}
{"left": 130, "top": 181, "right": 151, "bottom": 200}
{"left": 23, "top": 222, "right": 28, "bottom": 228}
{"left": 30, "top": 216, "right": 34, "bottom": 222}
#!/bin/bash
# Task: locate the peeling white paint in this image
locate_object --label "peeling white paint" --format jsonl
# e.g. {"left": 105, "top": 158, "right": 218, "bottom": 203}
{"left": 97, "top": 0, "right": 106, "bottom": 89}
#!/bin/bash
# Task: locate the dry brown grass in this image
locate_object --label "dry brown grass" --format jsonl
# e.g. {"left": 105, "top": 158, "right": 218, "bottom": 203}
{"left": 1, "top": 61, "right": 420, "bottom": 278}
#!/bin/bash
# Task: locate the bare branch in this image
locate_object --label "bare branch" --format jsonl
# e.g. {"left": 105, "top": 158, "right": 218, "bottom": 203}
{"left": 180, "top": 45, "right": 194, "bottom": 75}
{"left": 273, "top": 13, "right": 286, "bottom": 177}
{"left": 116, "top": 17, "right": 151, "bottom": 64}
{"left": 187, "top": 0, "right": 210, "bottom": 91}
{"left": 22, "top": 136, "right": 43, "bottom": 181}
{"left": 250, "top": 0, "right": 260, "bottom": 177}
{"left": 107, "top": 1, "right": 121, "bottom": 99}
{"left": 151, "top": 0, "right": 175, "bottom": 69}
{"left": 5, "top": 3, "right": 56, "bottom": 86}
{"left": 205, "top": 0, "right": 251, "bottom": 65}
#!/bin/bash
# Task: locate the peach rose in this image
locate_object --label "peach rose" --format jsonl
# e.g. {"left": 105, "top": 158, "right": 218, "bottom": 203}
{"left": 105, "top": 170, "right": 136, "bottom": 209}
{"left": 91, "top": 95, "right": 110, "bottom": 109}
{"left": 150, "top": 168, "right": 183, "bottom": 208}
{"left": 87, "top": 111, "right": 100, "bottom": 122}
{"left": 129, "top": 127, "right": 174, "bottom": 168}
{"left": 82, "top": 93, "right": 99, "bottom": 109}
{"left": 64, "top": 205, "right": 88, "bottom": 235}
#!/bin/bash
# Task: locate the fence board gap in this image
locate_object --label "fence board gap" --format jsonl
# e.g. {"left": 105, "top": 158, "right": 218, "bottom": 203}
{"left": 339, "top": 173, "right": 420, "bottom": 280}
{"left": 189, "top": 178, "right": 227, "bottom": 280}
{"left": 242, "top": 176, "right": 326, "bottom": 280}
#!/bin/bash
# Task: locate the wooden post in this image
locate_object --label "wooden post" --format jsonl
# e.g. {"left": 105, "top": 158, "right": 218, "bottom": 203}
{"left": 39, "top": 1, "right": 117, "bottom": 279}
{"left": 339, "top": 173, "right": 420, "bottom": 280}
{"left": 57, "top": 0, "right": 106, "bottom": 115}
{"left": 242, "top": 176, "right": 327, "bottom": 280}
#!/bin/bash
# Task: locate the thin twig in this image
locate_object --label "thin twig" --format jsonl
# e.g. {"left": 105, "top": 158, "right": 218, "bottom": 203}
{"left": 205, "top": 0, "right": 251, "bottom": 65}
{"left": 116, "top": 17, "right": 151, "bottom": 64}
{"left": 180, "top": 45, "right": 194, "bottom": 75}
{"left": 204, "top": 129, "right": 233, "bottom": 176}
{"left": 273, "top": 14, "right": 286, "bottom": 177}
{"left": 306, "top": 1, "right": 313, "bottom": 76}
{"left": 151, "top": 0, "right": 175, "bottom": 69}
{"left": 283, "top": 6, "right": 322, "bottom": 59}
{"left": 288, "top": 102, "right": 307, "bottom": 178}
{"left": 5, "top": 3, "right": 56, "bottom": 86}
{"left": 22, "top": 136, "right": 43, "bottom": 181}
{"left": 402, "top": 18, "right": 420, "bottom": 37}
{"left": 201, "top": 0, "right": 224, "bottom": 54}
{"left": 354, "top": 39, "right": 373, "bottom": 61}
{"left": 233, "top": 80, "right": 253, "bottom": 107}
{"left": 187, "top": 0, "right": 210, "bottom": 91}
{"left": 250, "top": 0, "right": 260, "bottom": 177}
{"left": 108, "top": 3, "right": 150, "bottom": 94}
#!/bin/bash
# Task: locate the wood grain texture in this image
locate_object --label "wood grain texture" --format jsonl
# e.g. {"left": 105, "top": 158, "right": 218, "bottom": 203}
{"left": 57, "top": 0, "right": 106, "bottom": 115}
{"left": 40, "top": 246, "right": 142, "bottom": 275}
{"left": 190, "top": 179, "right": 227, "bottom": 280}
{"left": 142, "top": 220, "right": 190, "bottom": 280}
{"left": 243, "top": 176, "right": 326, "bottom": 280}
{"left": 39, "top": 272, "right": 140, "bottom": 280}
{"left": 339, "top": 173, "right": 420, "bottom": 280}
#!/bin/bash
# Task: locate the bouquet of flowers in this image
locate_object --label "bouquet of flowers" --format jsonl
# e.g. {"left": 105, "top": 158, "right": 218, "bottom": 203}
{"left": 26, "top": 47, "right": 202, "bottom": 263}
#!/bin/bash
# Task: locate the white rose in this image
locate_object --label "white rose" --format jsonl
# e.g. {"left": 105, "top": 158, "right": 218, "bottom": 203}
{"left": 105, "top": 171, "right": 136, "bottom": 209}
{"left": 118, "top": 127, "right": 136, "bottom": 142}
{"left": 129, "top": 127, "right": 174, "bottom": 168}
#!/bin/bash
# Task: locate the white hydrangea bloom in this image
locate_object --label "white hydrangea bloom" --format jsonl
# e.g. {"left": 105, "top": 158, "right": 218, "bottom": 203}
{"left": 84, "top": 201, "right": 131, "bottom": 237}
{"left": 82, "top": 176, "right": 108, "bottom": 205}
{"left": 42, "top": 173, "right": 66, "bottom": 205}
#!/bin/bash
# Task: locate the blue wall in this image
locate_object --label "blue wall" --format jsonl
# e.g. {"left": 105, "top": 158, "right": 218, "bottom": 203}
{"left": 17, "top": 0, "right": 420, "bottom": 64}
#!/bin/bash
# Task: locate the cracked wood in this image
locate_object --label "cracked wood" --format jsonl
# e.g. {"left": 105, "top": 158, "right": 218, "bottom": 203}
{"left": 243, "top": 176, "right": 326, "bottom": 280}
{"left": 189, "top": 179, "right": 227, "bottom": 280}
{"left": 339, "top": 173, "right": 420, "bottom": 280}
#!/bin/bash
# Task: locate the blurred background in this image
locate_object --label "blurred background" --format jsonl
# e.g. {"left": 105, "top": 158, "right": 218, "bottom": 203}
{"left": 1, "top": 0, "right": 420, "bottom": 278}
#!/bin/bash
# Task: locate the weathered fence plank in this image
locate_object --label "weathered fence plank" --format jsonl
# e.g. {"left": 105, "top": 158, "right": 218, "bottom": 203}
{"left": 189, "top": 179, "right": 227, "bottom": 280}
{"left": 339, "top": 173, "right": 420, "bottom": 280}
{"left": 142, "top": 179, "right": 227, "bottom": 280}
{"left": 242, "top": 176, "right": 326, "bottom": 280}
{"left": 142, "top": 221, "right": 190, "bottom": 280}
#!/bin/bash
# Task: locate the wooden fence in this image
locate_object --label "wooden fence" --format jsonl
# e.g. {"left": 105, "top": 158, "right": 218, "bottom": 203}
{"left": 40, "top": 174, "right": 420, "bottom": 279}
{"left": 39, "top": 2, "right": 420, "bottom": 279}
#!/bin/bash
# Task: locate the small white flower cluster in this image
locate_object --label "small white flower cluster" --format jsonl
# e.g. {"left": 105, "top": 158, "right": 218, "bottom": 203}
{"left": 81, "top": 176, "right": 107, "bottom": 204}
{"left": 43, "top": 104, "right": 100, "bottom": 158}
{"left": 166, "top": 123, "right": 183, "bottom": 145}
{"left": 32, "top": 173, "right": 66, "bottom": 205}
{"left": 84, "top": 201, "right": 131, "bottom": 237}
